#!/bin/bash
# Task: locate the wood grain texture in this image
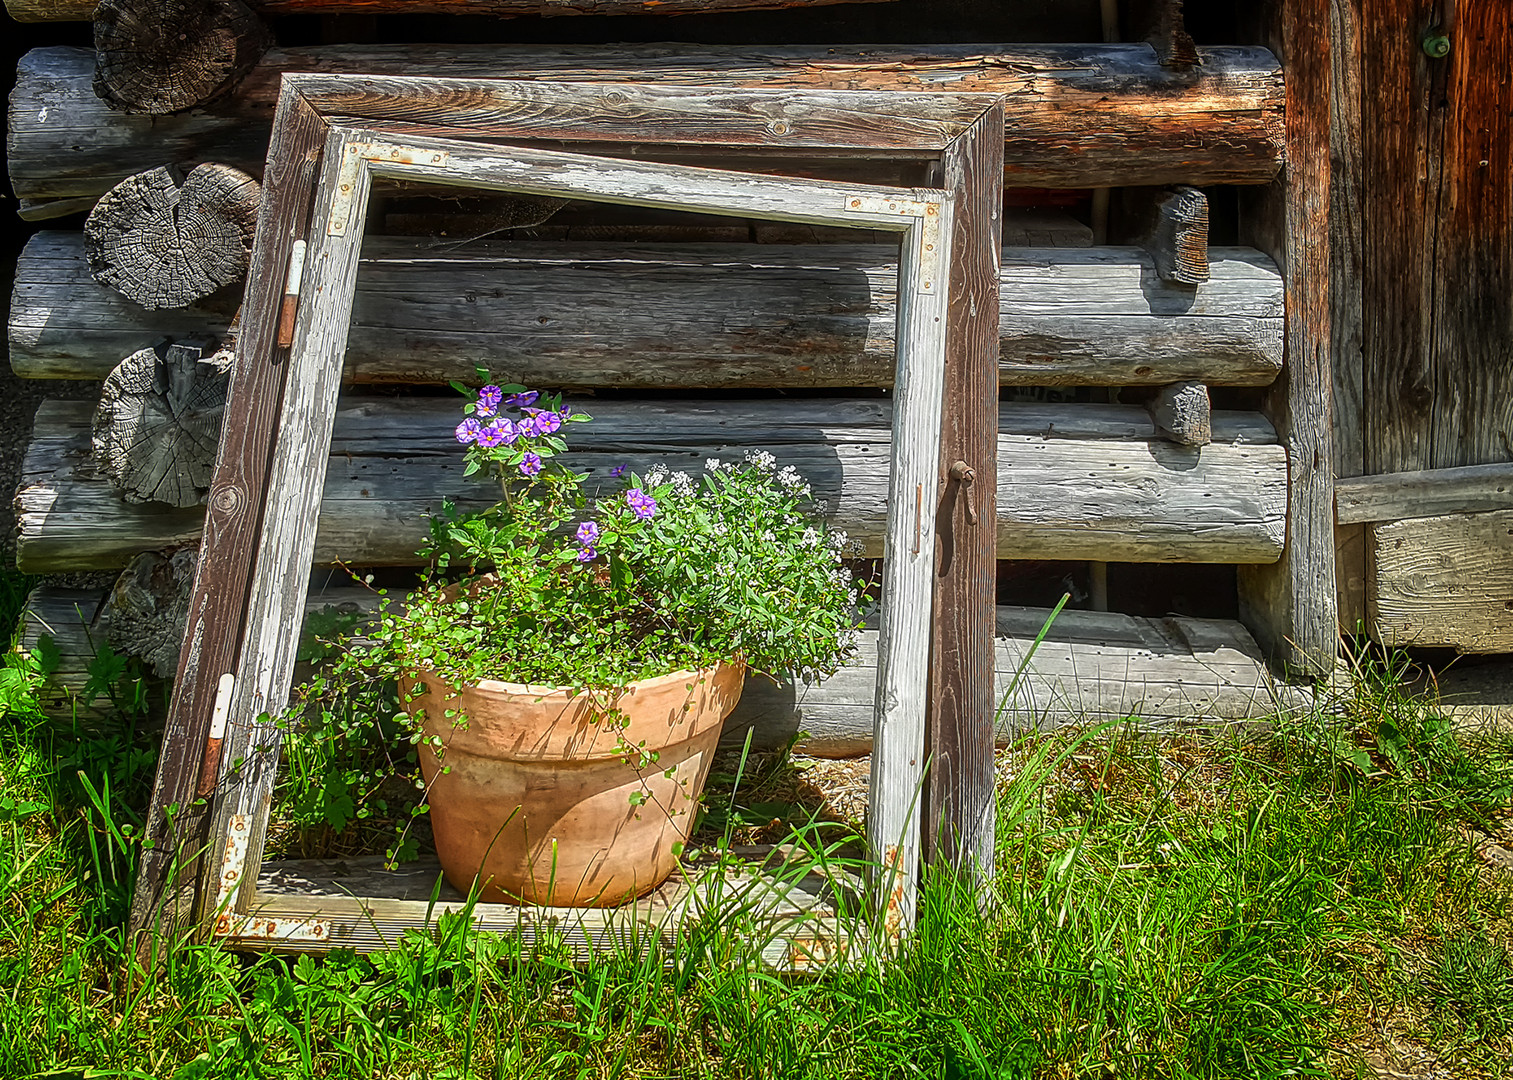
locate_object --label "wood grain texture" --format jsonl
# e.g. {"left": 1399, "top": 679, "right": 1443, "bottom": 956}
{"left": 22, "top": 587, "right": 1306, "bottom": 758}
{"left": 10, "top": 233, "right": 1284, "bottom": 389}
{"left": 206, "top": 126, "right": 374, "bottom": 921}
{"left": 1236, "top": 0, "right": 1338, "bottom": 677}
{"left": 1370, "top": 511, "right": 1513, "bottom": 652}
{"left": 17, "top": 397, "right": 1288, "bottom": 573}
{"left": 1357, "top": 0, "right": 1513, "bottom": 475}
{"left": 126, "top": 87, "right": 328, "bottom": 958}
{"left": 1147, "top": 381, "right": 1211, "bottom": 446}
{"left": 83, "top": 164, "right": 261, "bottom": 309}
{"left": 9, "top": 43, "right": 1285, "bottom": 214}
{"left": 93, "top": 0, "right": 271, "bottom": 115}
{"left": 925, "top": 105, "right": 1000, "bottom": 879}
{"left": 11, "top": 0, "right": 895, "bottom": 21}
{"left": 1336, "top": 463, "right": 1513, "bottom": 525}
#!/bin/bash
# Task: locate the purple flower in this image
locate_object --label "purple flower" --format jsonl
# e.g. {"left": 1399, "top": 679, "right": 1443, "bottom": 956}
{"left": 575, "top": 521, "right": 601, "bottom": 546}
{"left": 529, "top": 409, "right": 563, "bottom": 435}
{"left": 519, "top": 452, "right": 543, "bottom": 477}
{"left": 506, "top": 390, "right": 539, "bottom": 408}
{"left": 454, "top": 417, "right": 481, "bottom": 444}
{"left": 610, "top": 463, "right": 628, "bottom": 479}
{"left": 475, "top": 418, "right": 516, "bottom": 449}
{"left": 476, "top": 385, "right": 503, "bottom": 417}
{"left": 576, "top": 546, "right": 598, "bottom": 563}
{"left": 626, "top": 488, "right": 657, "bottom": 520}
{"left": 515, "top": 414, "right": 538, "bottom": 438}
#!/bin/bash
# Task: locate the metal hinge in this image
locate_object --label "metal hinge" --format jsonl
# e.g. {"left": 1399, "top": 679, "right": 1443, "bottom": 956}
{"left": 329, "top": 142, "right": 451, "bottom": 236}
{"left": 840, "top": 194, "right": 943, "bottom": 293}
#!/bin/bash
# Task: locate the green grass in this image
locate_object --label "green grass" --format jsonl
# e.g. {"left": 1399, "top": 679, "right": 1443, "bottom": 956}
{"left": 7, "top": 576, "right": 1513, "bottom": 1078}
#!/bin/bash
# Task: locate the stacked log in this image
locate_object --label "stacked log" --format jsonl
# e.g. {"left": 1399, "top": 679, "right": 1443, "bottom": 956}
{"left": 9, "top": 43, "right": 1284, "bottom": 217}
{"left": 16, "top": 397, "right": 1288, "bottom": 572}
{"left": 11, "top": 234, "right": 1284, "bottom": 387}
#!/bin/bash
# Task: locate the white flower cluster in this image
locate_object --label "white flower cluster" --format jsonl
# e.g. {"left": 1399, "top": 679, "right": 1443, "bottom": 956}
{"left": 705, "top": 457, "right": 722, "bottom": 472}
{"left": 827, "top": 529, "right": 848, "bottom": 552}
{"left": 776, "top": 465, "right": 811, "bottom": 496}
{"left": 669, "top": 471, "right": 695, "bottom": 496}
{"left": 645, "top": 464, "right": 668, "bottom": 487}
{"left": 801, "top": 527, "right": 821, "bottom": 548}
{"left": 743, "top": 449, "right": 777, "bottom": 472}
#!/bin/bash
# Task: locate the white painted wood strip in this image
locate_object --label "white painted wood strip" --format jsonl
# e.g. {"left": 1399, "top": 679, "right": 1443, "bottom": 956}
{"left": 1336, "top": 462, "right": 1513, "bottom": 525}
{"left": 865, "top": 197, "right": 953, "bottom": 933}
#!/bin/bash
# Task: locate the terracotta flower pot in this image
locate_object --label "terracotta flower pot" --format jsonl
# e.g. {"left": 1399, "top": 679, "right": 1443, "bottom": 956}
{"left": 403, "top": 661, "right": 745, "bottom": 907}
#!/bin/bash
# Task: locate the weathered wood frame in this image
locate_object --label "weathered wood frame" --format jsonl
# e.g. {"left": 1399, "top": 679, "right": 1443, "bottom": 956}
{"left": 127, "top": 75, "right": 1004, "bottom": 961}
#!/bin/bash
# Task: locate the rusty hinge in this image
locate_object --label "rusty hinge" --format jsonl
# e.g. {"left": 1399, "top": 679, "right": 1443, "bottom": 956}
{"left": 840, "top": 194, "right": 943, "bottom": 293}
{"left": 329, "top": 142, "right": 451, "bottom": 236}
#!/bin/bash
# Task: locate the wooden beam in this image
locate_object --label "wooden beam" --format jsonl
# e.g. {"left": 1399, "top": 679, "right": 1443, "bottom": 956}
{"left": 1336, "top": 462, "right": 1513, "bottom": 525}
{"left": 1371, "top": 510, "right": 1513, "bottom": 653}
{"left": 17, "top": 397, "right": 1289, "bottom": 573}
{"left": 1236, "top": 0, "right": 1338, "bottom": 677}
{"left": 9, "top": 0, "right": 895, "bottom": 22}
{"left": 9, "top": 43, "right": 1285, "bottom": 215}
{"left": 925, "top": 103, "right": 1001, "bottom": 879}
{"left": 11, "top": 233, "right": 1285, "bottom": 389}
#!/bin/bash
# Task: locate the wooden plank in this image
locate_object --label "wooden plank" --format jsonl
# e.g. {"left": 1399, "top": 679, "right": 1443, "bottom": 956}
{"left": 10, "top": 0, "right": 895, "bottom": 19}
{"left": 126, "top": 88, "right": 330, "bottom": 959}
{"left": 1358, "top": 0, "right": 1513, "bottom": 475}
{"left": 10, "top": 233, "right": 1284, "bottom": 389}
{"left": 1236, "top": 0, "right": 1338, "bottom": 677}
{"left": 16, "top": 398, "right": 1288, "bottom": 572}
{"left": 924, "top": 104, "right": 1000, "bottom": 879}
{"left": 1336, "top": 462, "right": 1513, "bottom": 525}
{"left": 1370, "top": 510, "right": 1513, "bottom": 653}
{"left": 23, "top": 585, "right": 1309, "bottom": 758}
{"left": 8, "top": 43, "right": 1285, "bottom": 214}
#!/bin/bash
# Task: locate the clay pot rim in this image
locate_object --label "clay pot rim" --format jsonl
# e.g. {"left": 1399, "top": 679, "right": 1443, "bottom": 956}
{"left": 410, "top": 658, "right": 743, "bottom": 700}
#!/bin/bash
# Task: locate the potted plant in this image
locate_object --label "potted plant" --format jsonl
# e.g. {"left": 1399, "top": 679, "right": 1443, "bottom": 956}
{"left": 337, "top": 382, "right": 865, "bottom": 907}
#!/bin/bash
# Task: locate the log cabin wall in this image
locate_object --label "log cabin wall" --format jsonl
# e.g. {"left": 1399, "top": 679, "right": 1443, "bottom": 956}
{"left": 6, "top": 2, "right": 1321, "bottom": 761}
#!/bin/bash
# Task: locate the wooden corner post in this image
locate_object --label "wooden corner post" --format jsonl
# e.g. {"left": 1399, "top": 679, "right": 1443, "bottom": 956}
{"left": 1238, "top": 0, "right": 1338, "bottom": 678}
{"left": 924, "top": 102, "right": 1003, "bottom": 880}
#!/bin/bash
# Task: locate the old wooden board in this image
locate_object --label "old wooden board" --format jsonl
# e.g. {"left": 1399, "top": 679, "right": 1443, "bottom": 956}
{"left": 216, "top": 850, "right": 862, "bottom": 970}
{"left": 15, "top": 0, "right": 890, "bottom": 18}
{"left": 155, "top": 81, "right": 1001, "bottom": 955}
{"left": 1370, "top": 510, "right": 1513, "bottom": 653}
{"left": 9, "top": 43, "right": 1285, "bottom": 215}
{"left": 17, "top": 398, "right": 1288, "bottom": 572}
{"left": 1336, "top": 463, "right": 1513, "bottom": 525}
{"left": 10, "top": 233, "right": 1283, "bottom": 388}
{"left": 124, "top": 85, "right": 330, "bottom": 962}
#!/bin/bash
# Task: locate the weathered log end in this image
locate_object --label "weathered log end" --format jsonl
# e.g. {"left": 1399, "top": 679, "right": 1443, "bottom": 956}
{"left": 93, "top": 0, "right": 271, "bottom": 114}
{"left": 84, "top": 164, "right": 262, "bottom": 310}
{"left": 103, "top": 549, "right": 197, "bottom": 679}
{"left": 1145, "top": 186, "right": 1210, "bottom": 286}
{"left": 92, "top": 341, "right": 232, "bottom": 507}
{"left": 1129, "top": 0, "right": 1201, "bottom": 69}
{"left": 1148, "top": 381, "right": 1212, "bottom": 446}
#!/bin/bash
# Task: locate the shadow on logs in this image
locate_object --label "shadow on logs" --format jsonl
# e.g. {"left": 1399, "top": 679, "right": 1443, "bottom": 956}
{"left": 85, "top": 164, "right": 262, "bottom": 310}
{"left": 93, "top": 341, "right": 232, "bottom": 507}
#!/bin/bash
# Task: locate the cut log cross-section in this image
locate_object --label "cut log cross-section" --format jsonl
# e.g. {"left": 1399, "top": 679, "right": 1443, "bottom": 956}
{"left": 84, "top": 165, "right": 262, "bottom": 310}
{"left": 93, "top": 0, "right": 272, "bottom": 114}
{"left": 18, "top": 397, "right": 1289, "bottom": 573}
{"left": 92, "top": 341, "right": 233, "bottom": 508}
{"left": 10, "top": 44, "right": 1284, "bottom": 217}
{"left": 11, "top": 234, "right": 1285, "bottom": 389}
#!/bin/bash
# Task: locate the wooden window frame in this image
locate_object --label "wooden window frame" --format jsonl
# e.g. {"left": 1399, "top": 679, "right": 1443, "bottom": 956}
{"left": 129, "top": 75, "right": 1004, "bottom": 961}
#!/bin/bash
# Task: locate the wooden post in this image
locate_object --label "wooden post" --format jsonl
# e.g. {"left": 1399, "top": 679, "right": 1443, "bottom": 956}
{"left": 924, "top": 104, "right": 1002, "bottom": 881}
{"left": 126, "top": 87, "right": 328, "bottom": 964}
{"left": 1237, "top": 0, "right": 1338, "bottom": 677}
